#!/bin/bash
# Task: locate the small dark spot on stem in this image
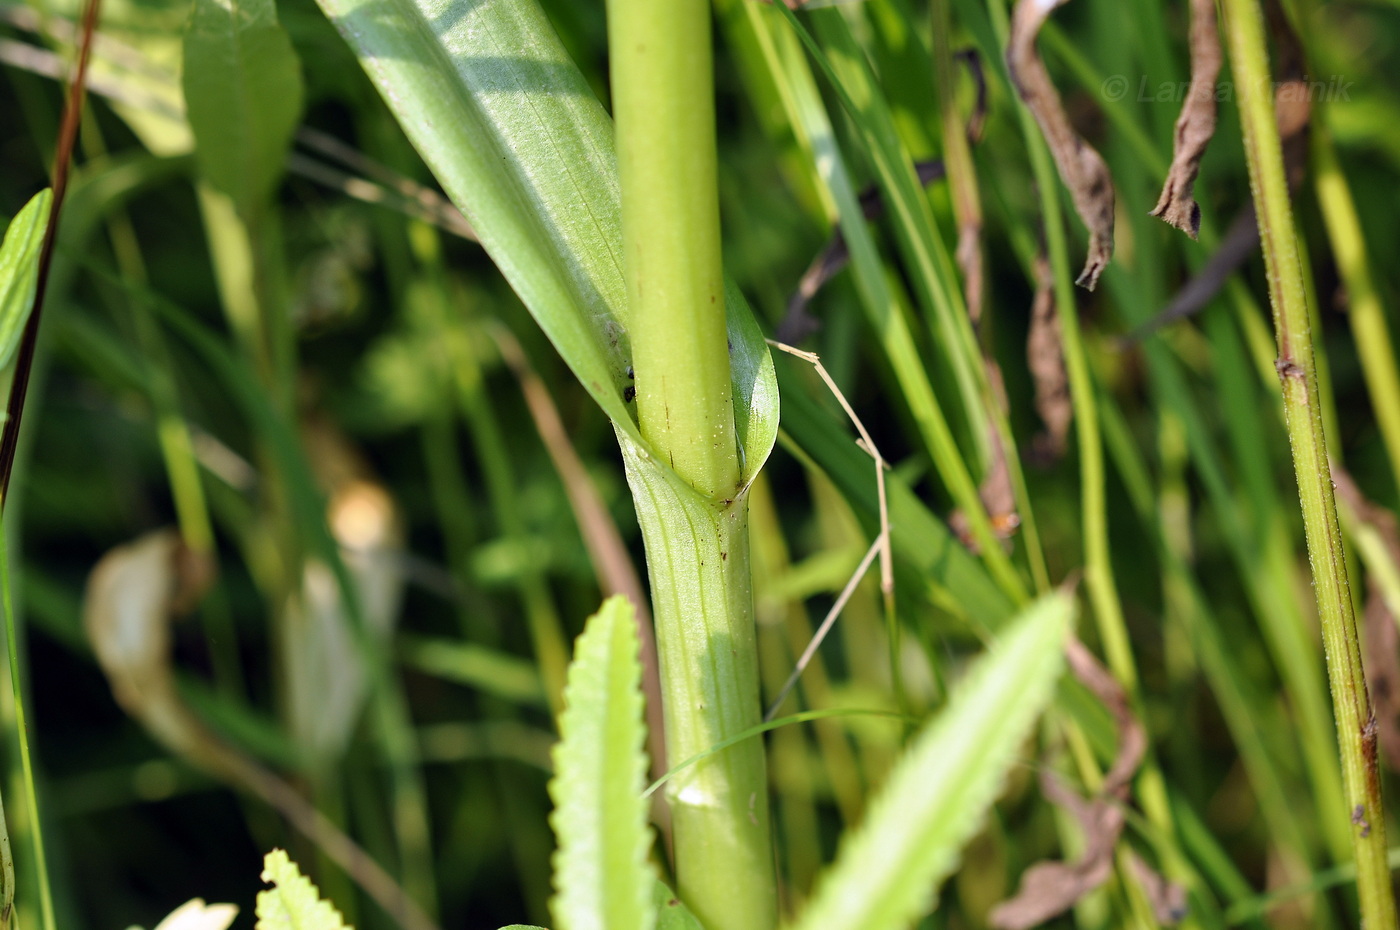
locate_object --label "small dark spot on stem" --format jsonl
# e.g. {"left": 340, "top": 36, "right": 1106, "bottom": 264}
{"left": 623, "top": 385, "right": 636, "bottom": 403}
{"left": 1353, "top": 803, "right": 1372, "bottom": 837}
{"left": 1275, "top": 358, "right": 1304, "bottom": 381}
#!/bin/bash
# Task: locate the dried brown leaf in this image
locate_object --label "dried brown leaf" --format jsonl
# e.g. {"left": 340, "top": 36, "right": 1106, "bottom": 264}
{"left": 1363, "top": 593, "right": 1400, "bottom": 771}
{"left": 1128, "top": 851, "right": 1190, "bottom": 925}
{"left": 1027, "top": 252, "right": 1071, "bottom": 461}
{"left": 1150, "top": 0, "right": 1222, "bottom": 239}
{"left": 1006, "top": 0, "right": 1115, "bottom": 290}
{"left": 988, "top": 771, "right": 1122, "bottom": 929}
{"left": 84, "top": 529, "right": 214, "bottom": 757}
{"left": 1119, "top": 58, "right": 1314, "bottom": 344}
{"left": 1065, "top": 638, "right": 1147, "bottom": 793}
{"left": 949, "top": 359, "right": 1020, "bottom": 548}
{"left": 989, "top": 640, "right": 1179, "bottom": 928}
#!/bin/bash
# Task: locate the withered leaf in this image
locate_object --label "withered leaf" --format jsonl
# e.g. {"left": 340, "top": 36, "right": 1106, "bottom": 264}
{"left": 1027, "top": 251, "right": 1071, "bottom": 461}
{"left": 1150, "top": 0, "right": 1222, "bottom": 239}
{"left": 990, "top": 639, "right": 1184, "bottom": 928}
{"left": 950, "top": 361, "right": 1020, "bottom": 549}
{"left": 1120, "top": 56, "right": 1314, "bottom": 344}
{"left": 1006, "top": 0, "right": 1115, "bottom": 290}
{"left": 989, "top": 770, "right": 1122, "bottom": 930}
{"left": 84, "top": 529, "right": 215, "bottom": 758}
{"left": 1128, "top": 851, "right": 1190, "bottom": 924}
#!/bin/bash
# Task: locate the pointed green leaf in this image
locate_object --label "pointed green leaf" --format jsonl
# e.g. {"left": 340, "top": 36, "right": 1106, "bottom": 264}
{"left": 548, "top": 596, "right": 655, "bottom": 930}
{"left": 653, "top": 880, "right": 703, "bottom": 930}
{"left": 256, "top": 849, "right": 352, "bottom": 930}
{"left": 0, "top": 189, "right": 52, "bottom": 371}
{"left": 789, "top": 593, "right": 1073, "bottom": 930}
{"left": 311, "top": 0, "right": 777, "bottom": 485}
{"left": 182, "top": 0, "right": 303, "bottom": 220}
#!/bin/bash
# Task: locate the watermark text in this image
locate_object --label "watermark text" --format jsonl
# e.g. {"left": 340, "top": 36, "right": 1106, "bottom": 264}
{"left": 1100, "top": 74, "right": 1353, "bottom": 103}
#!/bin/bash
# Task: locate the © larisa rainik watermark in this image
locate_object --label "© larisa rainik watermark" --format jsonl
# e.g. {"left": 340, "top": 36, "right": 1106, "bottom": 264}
{"left": 1100, "top": 73, "right": 1354, "bottom": 103}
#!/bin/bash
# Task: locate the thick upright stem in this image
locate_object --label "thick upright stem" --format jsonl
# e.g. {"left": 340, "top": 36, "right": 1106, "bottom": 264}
{"left": 607, "top": 1, "right": 776, "bottom": 928}
{"left": 1220, "top": 0, "right": 1397, "bottom": 923}
{"left": 609, "top": 0, "right": 737, "bottom": 498}
{"left": 621, "top": 445, "right": 775, "bottom": 930}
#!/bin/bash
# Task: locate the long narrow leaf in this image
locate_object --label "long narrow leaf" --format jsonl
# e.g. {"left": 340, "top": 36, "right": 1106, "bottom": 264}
{"left": 548, "top": 596, "right": 654, "bottom": 930}
{"left": 182, "top": 0, "right": 303, "bottom": 220}
{"left": 312, "top": 0, "right": 777, "bottom": 481}
{"left": 0, "top": 190, "right": 52, "bottom": 371}
{"left": 789, "top": 593, "right": 1072, "bottom": 930}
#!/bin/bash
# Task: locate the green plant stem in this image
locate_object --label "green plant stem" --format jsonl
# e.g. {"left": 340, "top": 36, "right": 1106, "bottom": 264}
{"left": 1220, "top": 0, "right": 1397, "bottom": 923}
{"left": 994, "top": 3, "right": 1133, "bottom": 702}
{"left": 991, "top": 2, "right": 1197, "bottom": 919}
{"left": 1312, "top": 126, "right": 1400, "bottom": 497}
{"left": 931, "top": 0, "right": 1051, "bottom": 596}
{"left": 607, "top": 1, "right": 776, "bottom": 928}
{"left": 609, "top": 0, "right": 737, "bottom": 499}
{"left": 621, "top": 444, "right": 776, "bottom": 930}
{"left": 0, "top": 533, "right": 54, "bottom": 930}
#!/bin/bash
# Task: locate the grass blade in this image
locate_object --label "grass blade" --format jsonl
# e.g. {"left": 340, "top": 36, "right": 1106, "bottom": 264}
{"left": 182, "top": 0, "right": 303, "bottom": 222}
{"left": 0, "top": 191, "right": 51, "bottom": 371}
{"left": 788, "top": 592, "right": 1071, "bottom": 930}
{"left": 547, "top": 596, "right": 654, "bottom": 930}
{"left": 311, "top": 0, "right": 777, "bottom": 474}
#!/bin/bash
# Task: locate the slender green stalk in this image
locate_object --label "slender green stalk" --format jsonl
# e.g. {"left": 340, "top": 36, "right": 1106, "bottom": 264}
{"left": 0, "top": 534, "right": 54, "bottom": 930}
{"left": 1312, "top": 126, "right": 1400, "bottom": 497}
{"left": 992, "top": 2, "right": 1198, "bottom": 919}
{"left": 609, "top": 0, "right": 736, "bottom": 499}
{"left": 607, "top": 2, "right": 776, "bottom": 928}
{"left": 931, "top": 0, "right": 1051, "bottom": 595}
{"left": 1220, "top": 0, "right": 1397, "bottom": 923}
{"left": 992, "top": 0, "right": 1133, "bottom": 698}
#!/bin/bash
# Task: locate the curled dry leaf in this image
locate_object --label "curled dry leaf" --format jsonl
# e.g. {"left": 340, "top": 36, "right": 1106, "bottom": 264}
{"left": 935, "top": 23, "right": 987, "bottom": 326}
{"left": 83, "top": 529, "right": 216, "bottom": 759}
{"left": 955, "top": 49, "right": 989, "bottom": 144}
{"left": 1363, "top": 594, "right": 1400, "bottom": 772}
{"left": 1128, "top": 851, "right": 1190, "bottom": 925}
{"left": 84, "top": 527, "right": 440, "bottom": 930}
{"left": 1150, "top": 0, "right": 1222, "bottom": 239}
{"left": 1120, "top": 50, "right": 1314, "bottom": 344}
{"left": 1027, "top": 251, "right": 1071, "bottom": 462}
{"left": 990, "top": 639, "right": 1183, "bottom": 929}
{"left": 989, "top": 770, "right": 1122, "bottom": 930}
{"left": 1266, "top": 0, "right": 1312, "bottom": 194}
{"left": 1006, "top": 0, "right": 1115, "bottom": 290}
{"left": 288, "top": 417, "right": 405, "bottom": 768}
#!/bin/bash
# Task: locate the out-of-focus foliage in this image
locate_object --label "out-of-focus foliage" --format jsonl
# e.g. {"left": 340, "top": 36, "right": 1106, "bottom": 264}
{"left": 2, "top": 0, "right": 1400, "bottom": 926}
